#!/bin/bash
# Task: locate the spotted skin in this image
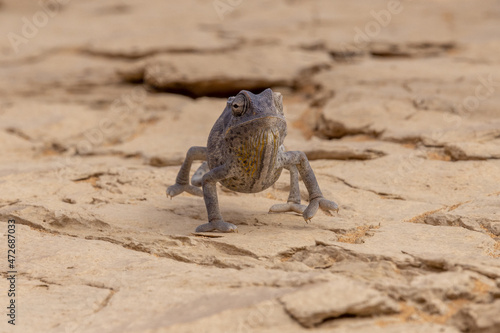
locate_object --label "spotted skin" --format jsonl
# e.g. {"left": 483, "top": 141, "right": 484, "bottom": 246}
{"left": 167, "top": 88, "right": 338, "bottom": 232}
{"left": 220, "top": 117, "right": 284, "bottom": 192}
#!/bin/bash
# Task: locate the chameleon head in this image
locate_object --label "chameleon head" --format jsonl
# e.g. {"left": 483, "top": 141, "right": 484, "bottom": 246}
{"left": 224, "top": 88, "right": 287, "bottom": 140}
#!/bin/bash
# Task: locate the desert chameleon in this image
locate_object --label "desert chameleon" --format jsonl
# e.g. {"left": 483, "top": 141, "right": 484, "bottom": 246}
{"left": 167, "top": 88, "right": 338, "bottom": 232}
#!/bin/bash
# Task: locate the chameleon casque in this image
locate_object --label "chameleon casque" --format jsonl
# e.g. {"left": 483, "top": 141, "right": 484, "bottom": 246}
{"left": 167, "top": 88, "right": 338, "bottom": 232}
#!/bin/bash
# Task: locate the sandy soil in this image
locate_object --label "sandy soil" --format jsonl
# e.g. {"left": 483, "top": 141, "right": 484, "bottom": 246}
{"left": 0, "top": 0, "right": 499, "bottom": 332}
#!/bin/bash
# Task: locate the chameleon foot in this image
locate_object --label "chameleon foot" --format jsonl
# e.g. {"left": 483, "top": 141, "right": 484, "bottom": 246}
{"left": 269, "top": 202, "right": 306, "bottom": 215}
{"left": 195, "top": 220, "right": 238, "bottom": 233}
{"left": 166, "top": 184, "right": 203, "bottom": 199}
{"left": 303, "top": 197, "right": 339, "bottom": 223}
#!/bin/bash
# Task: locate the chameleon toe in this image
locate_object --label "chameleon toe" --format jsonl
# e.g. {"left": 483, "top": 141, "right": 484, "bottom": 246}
{"left": 319, "top": 198, "right": 339, "bottom": 215}
{"left": 269, "top": 203, "right": 306, "bottom": 214}
{"left": 166, "top": 184, "right": 203, "bottom": 198}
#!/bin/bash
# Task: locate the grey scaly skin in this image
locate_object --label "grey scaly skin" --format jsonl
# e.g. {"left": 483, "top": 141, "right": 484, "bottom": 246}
{"left": 167, "top": 88, "right": 339, "bottom": 232}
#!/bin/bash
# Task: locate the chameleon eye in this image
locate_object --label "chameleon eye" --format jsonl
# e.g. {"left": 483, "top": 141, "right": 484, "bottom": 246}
{"left": 231, "top": 94, "right": 247, "bottom": 116}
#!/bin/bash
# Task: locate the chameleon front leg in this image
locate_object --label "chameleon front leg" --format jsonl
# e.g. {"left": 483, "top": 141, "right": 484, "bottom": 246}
{"left": 281, "top": 151, "right": 338, "bottom": 222}
{"left": 166, "top": 146, "right": 206, "bottom": 198}
{"left": 195, "top": 164, "right": 238, "bottom": 233}
{"left": 269, "top": 165, "right": 307, "bottom": 214}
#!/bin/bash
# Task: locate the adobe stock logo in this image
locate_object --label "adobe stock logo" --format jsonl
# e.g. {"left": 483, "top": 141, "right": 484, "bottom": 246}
{"left": 353, "top": 1, "right": 404, "bottom": 45}
{"left": 213, "top": 0, "right": 243, "bottom": 20}
{"left": 6, "top": 0, "right": 71, "bottom": 54}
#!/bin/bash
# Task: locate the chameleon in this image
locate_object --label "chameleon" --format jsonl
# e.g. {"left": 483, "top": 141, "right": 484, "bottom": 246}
{"left": 167, "top": 88, "right": 338, "bottom": 232}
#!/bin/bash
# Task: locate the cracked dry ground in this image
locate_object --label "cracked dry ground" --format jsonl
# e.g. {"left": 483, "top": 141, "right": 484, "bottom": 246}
{"left": 1, "top": 0, "right": 500, "bottom": 332}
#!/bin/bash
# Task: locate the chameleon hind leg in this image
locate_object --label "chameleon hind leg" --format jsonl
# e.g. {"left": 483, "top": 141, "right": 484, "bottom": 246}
{"left": 269, "top": 165, "right": 307, "bottom": 215}
{"left": 166, "top": 146, "right": 206, "bottom": 198}
{"left": 191, "top": 161, "right": 210, "bottom": 187}
{"left": 280, "top": 151, "right": 339, "bottom": 223}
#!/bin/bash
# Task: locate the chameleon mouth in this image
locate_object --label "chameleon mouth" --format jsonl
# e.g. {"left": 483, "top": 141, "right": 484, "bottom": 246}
{"left": 227, "top": 115, "right": 285, "bottom": 132}
{"left": 248, "top": 115, "right": 282, "bottom": 124}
